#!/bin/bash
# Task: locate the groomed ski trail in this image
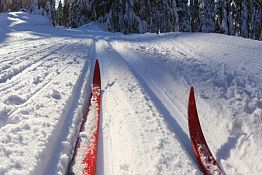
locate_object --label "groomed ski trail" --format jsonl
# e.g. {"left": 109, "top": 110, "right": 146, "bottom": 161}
{"left": 108, "top": 34, "right": 262, "bottom": 174}
{"left": 95, "top": 39, "right": 200, "bottom": 175}
{"left": 0, "top": 38, "right": 95, "bottom": 175}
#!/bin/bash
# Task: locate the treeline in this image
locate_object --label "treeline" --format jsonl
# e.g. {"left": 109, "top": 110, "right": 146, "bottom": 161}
{"left": 177, "top": 0, "right": 262, "bottom": 40}
{"left": 0, "top": 0, "right": 261, "bottom": 40}
{"left": 55, "top": 0, "right": 262, "bottom": 40}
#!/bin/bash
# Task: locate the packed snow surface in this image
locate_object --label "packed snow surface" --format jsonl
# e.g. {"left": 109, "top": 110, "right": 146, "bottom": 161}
{"left": 0, "top": 12, "right": 261, "bottom": 175}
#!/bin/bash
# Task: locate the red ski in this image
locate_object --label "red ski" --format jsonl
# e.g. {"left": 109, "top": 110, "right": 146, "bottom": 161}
{"left": 69, "top": 59, "right": 101, "bottom": 175}
{"left": 188, "top": 87, "right": 225, "bottom": 175}
{"left": 82, "top": 59, "right": 101, "bottom": 175}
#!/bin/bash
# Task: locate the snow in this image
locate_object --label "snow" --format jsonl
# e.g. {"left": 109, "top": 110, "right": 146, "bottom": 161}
{"left": 0, "top": 11, "right": 262, "bottom": 175}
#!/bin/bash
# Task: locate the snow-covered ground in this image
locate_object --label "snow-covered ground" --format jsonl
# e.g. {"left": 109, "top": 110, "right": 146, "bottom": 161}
{"left": 0, "top": 12, "right": 261, "bottom": 175}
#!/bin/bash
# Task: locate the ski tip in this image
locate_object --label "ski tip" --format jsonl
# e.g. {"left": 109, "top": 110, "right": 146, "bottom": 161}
{"left": 188, "top": 86, "right": 197, "bottom": 118}
{"left": 189, "top": 86, "right": 195, "bottom": 99}
{"left": 93, "top": 59, "right": 101, "bottom": 88}
{"left": 95, "top": 59, "right": 99, "bottom": 65}
{"left": 190, "top": 86, "right": 194, "bottom": 92}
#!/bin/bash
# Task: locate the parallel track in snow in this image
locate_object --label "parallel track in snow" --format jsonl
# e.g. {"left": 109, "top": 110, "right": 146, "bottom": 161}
{"left": 96, "top": 39, "right": 200, "bottom": 174}
{"left": 109, "top": 42, "right": 200, "bottom": 168}
{"left": 0, "top": 37, "right": 95, "bottom": 175}
{"left": 0, "top": 38, "right": 63, "bottom": 64}
{"left": 0, "top": 39, "right": 69, "bottom": 83}
{"left": 0, "top": 40, "right": 92, "bottom": 129}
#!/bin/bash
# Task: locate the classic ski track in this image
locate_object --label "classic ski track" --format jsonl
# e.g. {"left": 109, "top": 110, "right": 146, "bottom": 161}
{"left": 0, "top": 58, "right": 68, "bottom": 101}
{"left": 164, "top": 39, "right": 262, "bottom": 142}
{"left": 108, "top": 41, "right": 202, "bottom": 169}
{"left": 44, "top": 39, "right": 96, "bottom": 175}
{"left": 0, "top": 38, "right": 62, "bottom": 64}
{"left": 0, "top": 39, "right": 71, "bottom": 94}
{"left": 0, "top": 39, "right": 68, "bottom": 83}
{"left": 124, "top": 41, "right": 224, "bottom": 145}
{"left": 0, "top": 38, "right": 63, "bottom": 65}
{"left": 0, "top": 64, "right": 70, "bottom": 128}
{"left": 0, "top": 39, "right": 92, "bottom": 129}
{"left": 0, "top": 59, "right": 61, "bottom": 98}
{"left": 0, "top": 30, "right": 52, "bottom": 48}
{"left": 111, "top": 38, "right": 262, "bottom": 174}
{"left": 97, "top": 39, "right": 200, "bottom": 174}
{"left": 119, "top": 40, "right": 227, "bottom": 153}
{"left": 102, "top": 79, "right": 153, "bottom": 174}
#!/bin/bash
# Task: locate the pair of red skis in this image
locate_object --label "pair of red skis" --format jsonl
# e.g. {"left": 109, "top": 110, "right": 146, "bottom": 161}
{"left": 71, "top": 60, "right": 224, "bottom": 175}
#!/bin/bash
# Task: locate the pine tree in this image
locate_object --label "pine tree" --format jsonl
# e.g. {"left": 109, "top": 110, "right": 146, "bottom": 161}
{"left": 63, "top": 0, "right": 70, "bottom": 27}
{"left": 221, "top": 0, "right": 230, "bottom": 35}
{"left": 55, "top": 0, "right": 63, "bottom": 26}
{"left": 199, "top": 0, "right": 215, "bottom": 32}
{"left": 86, "top": 0, "right": 178, "bottom": 34}
{"left": 69, "top": 0, "right": 81, "bottom": 28}
{"left": 177, "top": 0, "right": 191, "bottom": 32}
{"left": 190, "top": 0, "right": 201, "bottom": 32}
{"left": 250, "top": 0, "right": 262, "bottom": 40}
{"left": 227, "top": 1, "right": 234, "bottom": 35}
{"left": 0, "top": 0, "right": 3, "bottom": 12}
{"left": 214, "top": 0, "right": 223, "bottom": 33}
{"left": 43, "top": 0, "right": 55, "bottom": 25}
{"left": 241, "top": 0, "right": 248, "bottom": 37}
{"left": 230, "top": 1, "right": 239, "bottom": 35}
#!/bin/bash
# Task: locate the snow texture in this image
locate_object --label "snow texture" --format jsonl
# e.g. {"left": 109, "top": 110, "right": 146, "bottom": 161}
{"left": 0, "top": 11, "right": 262, "bottom": 175}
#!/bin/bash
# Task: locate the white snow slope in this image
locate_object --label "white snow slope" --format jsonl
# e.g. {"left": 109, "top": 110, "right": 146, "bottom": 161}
{"left": 0, "top": 12, "right": 261, "bottom": 175}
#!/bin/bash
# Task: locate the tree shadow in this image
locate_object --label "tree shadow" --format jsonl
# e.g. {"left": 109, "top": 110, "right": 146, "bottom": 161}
{"left": 0, "top": 13, "right": 13, "bottom": 44}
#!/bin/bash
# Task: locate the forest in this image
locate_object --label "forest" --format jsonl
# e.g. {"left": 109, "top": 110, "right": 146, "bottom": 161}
{"left": 1, "top": 0, "right": 261, "bottom": 40}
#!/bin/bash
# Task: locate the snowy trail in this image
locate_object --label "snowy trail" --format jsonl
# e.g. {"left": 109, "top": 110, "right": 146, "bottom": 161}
{"left": 0, "top": 35, "right": 95, "bottom": 174}
{"left": 172, "top": 34, "right": 262, "bottom": 82}
{"left": 0, "top": 39, "right": 88, "bottom": 126}
{"left": 1, "top": 12, "right": 262, "bottom": 175}
{"left": 46, "top": 40, "right": 97, "bottom": 175}
{"left": 109, "top": 42, "right": 197, "bottom": 161}
{"left": 109, "top": 34, "right": 262, "bottom": 174}
{"left": 0, "top": 38, "right": 62, "bottom": 64}
{"left": 96, "top": 39, "right": 200, "bottom": 174}
{"left": 0, "top": 38, "right": 69, "bottom": 83}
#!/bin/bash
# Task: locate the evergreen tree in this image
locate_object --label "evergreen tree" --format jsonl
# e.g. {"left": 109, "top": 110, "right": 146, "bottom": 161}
{"left": 63, "top": 0, "right": 70, "bottom": 27}
{"left": 199, "top": 0, "right": 215, "bottom": 32}
{"left": 69, "top": 0, "right": 81, "bottom": 28}
{"left": 222, "top": 0, "right": 230, "bottom": 34}
{"left": 85, "top": 0, "right": 178, "bottom": 34}
{"left": 43, "top": 0, "right": 55, "bottom": 25}
{"left": 241, "top": 0, "right": 248, "bottom": 37}
{"left": 190, "top": 0, "right": 201, "bottom": 32}
{"left": 227, "top": 1, "right": 236, "bottom": 35}
{"left": 250, "top": 0, "right": 262, "bottom": 40}
{"left": 0, "top": 0, "right": 3, "bottom": 12}
{"left": 214, "top": 0, "right": 223, "bottom": 33}
{"left": 230, "top": 0, "right": 241, "bottom": 36}
{"left": 55, "top": 0, "right": 63, "bottom": 26}
{"left": 177, "top": 0, "right": 191, "bottom": 32}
